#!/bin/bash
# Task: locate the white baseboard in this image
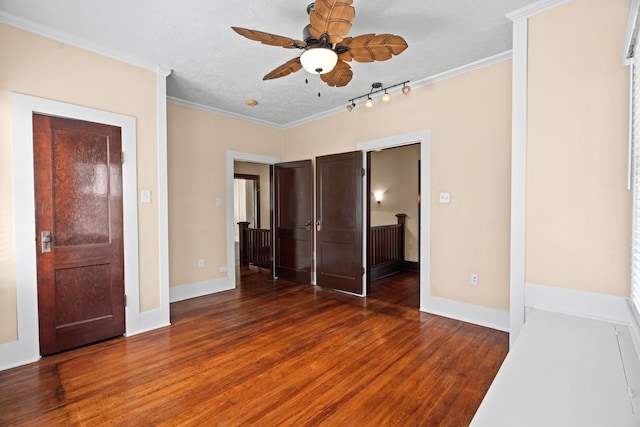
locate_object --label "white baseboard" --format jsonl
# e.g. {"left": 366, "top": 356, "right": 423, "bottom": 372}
{"left": 0, "top": 340, "right": 40, "bottom": 371}
{"left": 169, "top": 277, "right": 234, "bottom": 303}
{"left": 125, "top": 308, "right": 171, "bottom": 337}
{"left": 421, "top": 296, "right": 510, "bottom": 332}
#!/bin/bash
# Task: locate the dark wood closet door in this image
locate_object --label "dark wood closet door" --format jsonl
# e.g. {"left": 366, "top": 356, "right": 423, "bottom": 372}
{"left": 316, "top": 151, "right": 363, "bottom": 294}
{"left": 33, "top": 113, "right": 125, "bottom": 355}
{"left": 274, "top": 160, "right": 313, "bottom": 283}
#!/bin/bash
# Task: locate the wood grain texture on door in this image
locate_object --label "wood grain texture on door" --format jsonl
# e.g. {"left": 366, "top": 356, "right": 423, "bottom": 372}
{"left": 316, "top": 151, "right": 363, "bottom": 294}
{"left": 33, "top": 113, "right": 125, "bottom": 356}
{"left": 274, "top": 160, "right": 313, "bottom": 283}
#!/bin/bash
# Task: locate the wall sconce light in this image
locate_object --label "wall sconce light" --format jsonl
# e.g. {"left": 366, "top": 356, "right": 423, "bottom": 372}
{"left": 374, "top": 191, "right": 384, "bottom": 204}
{"left": 346, "top": 80, "right": 410, "bottom": 112}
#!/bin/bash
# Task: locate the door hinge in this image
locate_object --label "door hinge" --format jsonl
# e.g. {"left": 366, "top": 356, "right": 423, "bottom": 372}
{"left": 362, "top": 266, "right": 365, "bottom": 276}
{"left": 121, "top": 151, "right": 125, "bottom": 164}
{"left": 124, "top": 294, "right": 127, "bottom": 307}
{"left": 362, "top": 168, "right": 366, "bottom": 176}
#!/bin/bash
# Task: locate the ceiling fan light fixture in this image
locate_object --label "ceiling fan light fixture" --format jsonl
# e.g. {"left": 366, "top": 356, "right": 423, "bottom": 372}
{"left": 300, "top": 47, "right": 338, "bottom": 75}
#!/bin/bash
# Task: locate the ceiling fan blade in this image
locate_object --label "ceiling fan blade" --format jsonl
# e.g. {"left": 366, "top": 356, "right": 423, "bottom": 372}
{"left": 231, "top": 27, "right": 306, "bottom": 49}
{"left": 338, "top": 34, "right": 408, "bottom": 63}
{"left": 309, "top": 0, "right": 355, "bottom": 44}
{"left": 320, "top": 61, "right": 353, "bottom": 87}
{"left": 263, "top": 57, "right": 303, "bottom": 80}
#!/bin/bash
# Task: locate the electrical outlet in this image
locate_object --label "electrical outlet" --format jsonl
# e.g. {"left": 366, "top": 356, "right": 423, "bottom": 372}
{"left": 198, "top": 259, "right": 204, "bottom": 269}
{"left": 470, "top": 273, "right": 479, "bottom": 286}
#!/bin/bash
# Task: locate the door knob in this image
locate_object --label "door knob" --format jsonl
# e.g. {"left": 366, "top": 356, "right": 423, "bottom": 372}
{"left": 316, "top": 221, "right": 321, "bottom": 232}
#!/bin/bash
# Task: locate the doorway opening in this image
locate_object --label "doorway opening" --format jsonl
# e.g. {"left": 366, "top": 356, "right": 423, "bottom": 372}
{"left": 233, "top": 161, "right": 272, "bottom": 285}
{"left": 366, "top": 143, "right": 421, "bottom": 309}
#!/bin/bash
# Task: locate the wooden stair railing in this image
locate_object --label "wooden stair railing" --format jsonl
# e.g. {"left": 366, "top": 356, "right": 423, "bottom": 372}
{"left": 369, "top": 213, "right": 407, "bottom": 281}
{"left": 238, "top": 222, "right": 272, "bottom": 269}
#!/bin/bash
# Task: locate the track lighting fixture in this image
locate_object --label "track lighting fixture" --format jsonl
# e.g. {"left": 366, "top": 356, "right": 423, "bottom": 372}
{"left": 346, "top": 80, "right": 410, "bottom": 112}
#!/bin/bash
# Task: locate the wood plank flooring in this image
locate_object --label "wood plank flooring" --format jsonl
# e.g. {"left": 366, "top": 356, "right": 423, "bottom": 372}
{"left": 369, "top": 270, "right": 421, "bottom": 309}
{"left": 1, "top": 272, "right": 508, "bottom": 426}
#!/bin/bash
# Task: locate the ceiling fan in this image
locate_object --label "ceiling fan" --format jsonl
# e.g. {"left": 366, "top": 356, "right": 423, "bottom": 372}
{"left": 231, "top": 0, "right": 408, "bottom": 88}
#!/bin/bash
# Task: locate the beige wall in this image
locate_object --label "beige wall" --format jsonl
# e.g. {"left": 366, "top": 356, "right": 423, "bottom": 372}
{"left": 0, "top": 23, "right": 160, "bottom": 343}
{"left": 526, "top": 0, "right": 630, "bottom": 295}
{"left": 370, "top": 144, "right": 421, "bottom": 262}
{"left": 234, "top": 161, "right": 271, "bottom": 230}
{"left": 282, "top": 61, "right": 513, "bottom": 311}
{"left": 167, "top": 102, "right": 282, "bottom": 287}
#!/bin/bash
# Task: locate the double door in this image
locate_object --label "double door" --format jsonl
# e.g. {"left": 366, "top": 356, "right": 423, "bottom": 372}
{"left": 274, "top": 151, "right": 363, "bottom": 294}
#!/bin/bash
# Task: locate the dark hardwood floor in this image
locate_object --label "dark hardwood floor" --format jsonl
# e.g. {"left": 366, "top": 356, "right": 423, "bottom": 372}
{"left": 369, "top": 270, "right": 420, "bottom": 309}
{"left": 1, "top": 269, "right": 508, "bottom": 426}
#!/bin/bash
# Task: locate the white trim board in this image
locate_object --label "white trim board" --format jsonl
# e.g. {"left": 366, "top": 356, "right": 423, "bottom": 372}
{"left": 426, "top": 297, "right": 509, "bottom": 332}
{"left": 155, "top": 67, "right": 172, "bottom": 337}
{"left": 2, "top": 93, "right": 146, "bottom": 371}
{"left": 507, "top": 0, "right": 571, "bottom": 347}
{"left": 169, "top": 277, "right": 234, "bottom": 303}
{"left": 622, "top": 0, "right": 640, "bottom": 64}
{"left": 0, "top": 11, "right": 160, "bottom": 72}
{"left": 170, "top": 54, "right": 515, "bottom": 131}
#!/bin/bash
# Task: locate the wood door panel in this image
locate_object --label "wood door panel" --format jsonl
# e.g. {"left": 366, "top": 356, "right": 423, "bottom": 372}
{"left": 274, "top": 160, "right": 313, "bottom": 283}
{"left": 52, "top": 129, "right": 111, "bottom": 246}
{"left": 318, "top": 241, "right": 356, "bottom": 278}
{"left": 55, "top": 264, "right": 113, "bottom": 324}
{"left": 316, "top": 151, "right": 363, "bottom": 294}
{"left": 34, "top": 113, "right": 125, "bottom": 356}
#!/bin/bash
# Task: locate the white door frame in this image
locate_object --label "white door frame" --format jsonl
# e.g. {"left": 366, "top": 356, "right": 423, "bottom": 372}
{"left": 357, "top": 130, "right": 431, "bottom": 303}
{"left": 2, "top": 93, "right": 141, "bottom": 370}
{"left": 226, "top": 151, "right": 280, "bottom": 287}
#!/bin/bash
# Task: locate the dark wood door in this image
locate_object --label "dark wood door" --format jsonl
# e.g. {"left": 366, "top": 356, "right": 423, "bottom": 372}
{"left": 33, "top": 113, "right": 125, "bottom": 356}
{"left": 274, "top": 160, "right": 313, "bottom": 283}
{"left": 316, "top": 151, "right": 363, "bottom": 294}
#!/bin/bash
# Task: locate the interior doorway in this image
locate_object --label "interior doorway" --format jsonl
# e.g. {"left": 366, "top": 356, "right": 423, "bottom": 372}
{"left": 366, "top": 143, "right": 421, "bottom": 309}
{"left": 234, "top": 173, "right": 261, "bottom": 239}
{"left": 233, "top": 161, "right": 272, "bottom": 283}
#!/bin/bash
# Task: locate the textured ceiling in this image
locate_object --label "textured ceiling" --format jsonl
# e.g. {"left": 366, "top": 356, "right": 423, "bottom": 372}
{"left": 0, "top": 0, "right": 538, "bottom": 127}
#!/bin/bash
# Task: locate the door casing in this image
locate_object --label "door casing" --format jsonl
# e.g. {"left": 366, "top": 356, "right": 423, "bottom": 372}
{"left": 358, "top": 130, "right": 431, "bottom": 305}
{"left": 7, "top": 93, "right": 141, "bottom": 367}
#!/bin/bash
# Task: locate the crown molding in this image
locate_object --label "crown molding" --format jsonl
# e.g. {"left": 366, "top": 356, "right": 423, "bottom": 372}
{"left": 411, "top": 50, "right": 512, "bottom": 88}
{"left": 170, "top": 51, "right": 513, "bottom": 129}
{"left": 279, "top": 51, "right": 514, "bottom": 129}
{"left": 506, "top": 0, "right": 570, "bottom": 21}
{"left": 167, "top": 97, "right": 285, "bottom": 130}
{"left": 0, "top": 11, "right": 161, "bottom": 73}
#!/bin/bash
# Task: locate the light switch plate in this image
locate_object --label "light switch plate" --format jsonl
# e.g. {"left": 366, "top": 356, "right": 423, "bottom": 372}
{"left": 141, "top": 190, "right": 152, "bottom": 204}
